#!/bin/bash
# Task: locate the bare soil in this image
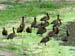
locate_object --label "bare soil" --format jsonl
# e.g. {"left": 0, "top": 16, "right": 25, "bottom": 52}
{"left": 0, "top": 4, "right": 12, "bottom": 10}
{"left": 60, "top": 21, "right": 75, "bottom": 46}
{"left": 0, "top": 50, "right": 17, "bottom": 56}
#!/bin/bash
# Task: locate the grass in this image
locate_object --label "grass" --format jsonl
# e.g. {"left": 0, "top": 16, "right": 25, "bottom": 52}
{"left": 0, "top": 1, "right": 75, "bottom": 24}
{"left": 0, "top": 1, "right": 75, "bottom": 56}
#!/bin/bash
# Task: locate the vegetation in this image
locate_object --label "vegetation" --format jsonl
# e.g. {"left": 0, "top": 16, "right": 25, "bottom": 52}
{"left": 0, "top": 1, "right": 75, "bottom": 56}
{"left": 0, "top": 1, "right": 75, "bottom": 23}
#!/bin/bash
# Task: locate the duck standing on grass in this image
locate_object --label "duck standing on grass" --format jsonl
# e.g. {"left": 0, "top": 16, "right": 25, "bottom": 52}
{"left": 39, "top": 36, "right": 50, "bottom": 46}
{"left": 2, "top": 27, "right": 8, "bottom": 36}
{"left": 31, "top": 17, "right": 37, "bottom": 28}
{"left": 61, "top": 30, "right": 70, "bottom": 42}
{"left": 40, "top": 13, "right": 50, "bottom": 21}
{"left": 17, "top": 16, "right": 25, "bottom": 33}
{"left": 37, "top": 23, "right": 47, "bottom": 36}
{"left": 7, "top": 27, "right": 16, "bottom": 39}
{"left": 51, "top": 14, "right": 62, "bottom": 27}
{"left": 26, "top": 26, "right": 32, "bottom": 35}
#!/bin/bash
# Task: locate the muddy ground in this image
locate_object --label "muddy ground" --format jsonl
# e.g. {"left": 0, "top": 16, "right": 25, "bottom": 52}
{"left": 60, "top": 21, "right": 75, "bottom": 46}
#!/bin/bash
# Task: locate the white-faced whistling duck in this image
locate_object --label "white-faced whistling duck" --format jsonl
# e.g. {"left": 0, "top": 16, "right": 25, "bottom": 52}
{"left": 37, "top": 23, "right": 47, "bottom": 36}
{"left": 40, "top": 13, "right": 50, "bottom": 21}
{"left": 40, "top": 36, "right": 50, "bottom": 46}
{"left": 61, "top": 30, "right": 70, "bottom": 42}
{"left": 7, "top": 27, "right": 16, "bottom": 39}
{"left": 31, "top": 17, "right": 37, "bottom": 28}
{"left": 2, "top": 27, "right": 8, "bottom": 36}
{"left": 51, "top": 14, "right": 62, "bottom": 27}
{"left": 17, "top": 16, "right": 25, "bottom": 33}
{"left": 26, "top": 26, "right": 32, "bottom": 35}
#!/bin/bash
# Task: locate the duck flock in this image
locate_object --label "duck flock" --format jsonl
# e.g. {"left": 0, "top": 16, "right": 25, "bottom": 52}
{"left": 2, "top": 13, "right": 70, "bottom": 46}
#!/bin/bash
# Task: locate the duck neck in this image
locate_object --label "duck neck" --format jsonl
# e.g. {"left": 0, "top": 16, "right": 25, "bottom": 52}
{"left": 66, "top": 30, "right": 70, "bottom": 36}
{"left": 34, "top": 17, "right": 36, "bottom": 22}
{"left": 22, "top": 17, "right": 24, "bottom": 24}
{"left": 47, "top": 14, "right": 49, "bottom": 18}
{"left": 57, "top": 15, "right": 60, "bottom": 20}
{"left": 13, "top": 28, "right": 15, "bottom": 34}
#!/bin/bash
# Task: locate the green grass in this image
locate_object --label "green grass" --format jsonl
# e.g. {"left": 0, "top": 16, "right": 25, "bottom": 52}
{"left": 0, "top": 1, "right": 75, "bottom": 24}
{"left": 0, "top": 1, "right": 75, "bottom": 56}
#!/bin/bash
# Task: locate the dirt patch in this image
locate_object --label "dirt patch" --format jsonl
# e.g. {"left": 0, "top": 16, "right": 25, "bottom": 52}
{"left": 0, "top": 49, "right": 17, "bottom": 56}
{"left": 60, "top": 21, "right": 75, "bottom": 46}
{"left": 0, "top": 4, "right": 12, "bottom": 10}
{"left": 0, "top": 0, "right": 4, "bottom": 2}
{"left": 66, "top": 22, "right": 75, "bottom": 46}
{"left": 0, "top": 43, "right": 8, "bottom": 46}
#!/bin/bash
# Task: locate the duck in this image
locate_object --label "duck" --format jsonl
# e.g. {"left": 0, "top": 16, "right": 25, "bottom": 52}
{"left": 40, "top": 13, "right": 50, "bottom": 21}
{"left": 7, "top": 27, "right": 16, "bottom": 39}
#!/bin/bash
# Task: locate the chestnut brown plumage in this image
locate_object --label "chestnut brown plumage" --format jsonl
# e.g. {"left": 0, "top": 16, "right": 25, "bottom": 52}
{"left": 26, "top": 26, "right": 32, "bottom": 33}
{"left": 47, "top": 26, "right": 59, "bottom": 37}
{"left": 37, "top": 24, "right": 46, "bottom": 36}
{"left": 42, "top": 21, "right": 49, "bottom": 27}
{"left": 2, "top": 27, "right": 8, "bottom": 36}
{"left": 7, "top": 27, "right": 16, "bottom": 39}
{"left": 17, "top": 16, "right": 25, "bottom": 33}
{"left": 61, "top": 30, "right": 70, "bottom": 42}
{"left": 53, "top": 27, "right": 59, "bottom": 35}
{"left": 51, "top": 14, "right": 62, "bottom": 27}
{"left": 36, "top": 22, "right": 43, "bottom": 28}
{"left": 40, "top": 13, "right": 50, "bottom": 21}
{"left": 47, "top": 31, "right": 55, "bottom": 37}
{"left": 36, "top": 21, "right": 49, "bottom": 28}
{"left": 40, "top": 36, "right": 50, "bottom": 46}
{"left": 31, "top": 17, "right": 37, "bottom": 28}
